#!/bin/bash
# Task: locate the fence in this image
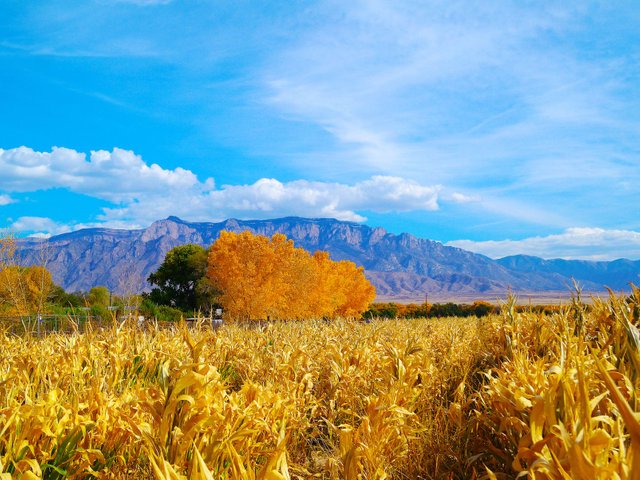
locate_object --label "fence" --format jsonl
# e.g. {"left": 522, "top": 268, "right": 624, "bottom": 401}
{"left": 0, "top": 314, "right": 223, "bottom": 336}
{"left": 0, "top": 315, "right": 106, "bottom": 336}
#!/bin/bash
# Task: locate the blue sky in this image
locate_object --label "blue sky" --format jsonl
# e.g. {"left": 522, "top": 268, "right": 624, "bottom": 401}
{"left": 1, "top": 0, "right": 639, "bottom": 260}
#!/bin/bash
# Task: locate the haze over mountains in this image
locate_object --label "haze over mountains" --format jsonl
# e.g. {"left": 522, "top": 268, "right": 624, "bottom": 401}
{"left": 15, "top": 217, "right": 640, "bottom": 301}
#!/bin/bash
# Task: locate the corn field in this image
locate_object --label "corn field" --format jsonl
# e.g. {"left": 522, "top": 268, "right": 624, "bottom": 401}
{"left": 0, "top": 288, "right": 639, "bottom": 479}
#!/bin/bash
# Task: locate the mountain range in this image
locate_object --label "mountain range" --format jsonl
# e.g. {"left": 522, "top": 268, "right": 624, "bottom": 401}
{"left": 14, "top": 216, "right": 640, "bottom": 301}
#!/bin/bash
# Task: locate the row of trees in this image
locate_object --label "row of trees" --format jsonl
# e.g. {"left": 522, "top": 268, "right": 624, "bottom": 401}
{"left": 207, "top": 231, "right": 375, "bottom": 320}
{"left": 365, "top": 301, "right": 497, "bottom": 319}
{"left": 147, "top": 232, "right": 376, "bottom": 320}
{"left": 0, "top": 233, "right": 150, "bottom": 318}
{"left": 364, "top": 301, "right": 566, "bottom": 319}
{"left": 0, "top": 270, "right": 134, "bottom": 318}
{"left": 1, "top": 230, "right": 377, "bottom": 321}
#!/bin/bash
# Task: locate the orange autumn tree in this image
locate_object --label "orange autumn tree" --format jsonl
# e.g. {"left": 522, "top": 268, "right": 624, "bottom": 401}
{"left": 0, "top": 266, "right": 54, "bottom": 316}
{"left": 0, "top": 233, "right": 55, "bottom": 316}
{"left": 207, "top": 231, "right": 375, "bottom": 320}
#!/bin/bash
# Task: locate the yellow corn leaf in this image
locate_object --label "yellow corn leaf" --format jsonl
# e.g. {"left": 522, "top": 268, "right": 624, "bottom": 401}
{"left": 514, "top": 391, "right": 532, "bottom": 411}
{"left": 21, "top": 473, "right": 41, "bottom": 480}
{"left": 595, "top": 356, "right": 640, "bottom": 474}
{"left": 589, "top": 428, "right": 611, "bottom": 455}
{"left": 191, "top": 445, "right": 214, "bottom": 480}
{"left": 549, "top": 450, "right": 574, "bottom": 480}
{"left": 530, "top": 398, "right": 545, "bottom": 444}
{"left": 484, "top": 466, "right": 498, "bottom": 480}
{"left": 595, "top": 357, "right": 640, "bottom": 444}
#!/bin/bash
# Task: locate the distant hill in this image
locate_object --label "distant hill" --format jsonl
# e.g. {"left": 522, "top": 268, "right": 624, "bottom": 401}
{"left": 14, "top": 216, "right": 640, "bottom": 300}
{"left": 496, "top": 255, "right": 640, "bottom": 291}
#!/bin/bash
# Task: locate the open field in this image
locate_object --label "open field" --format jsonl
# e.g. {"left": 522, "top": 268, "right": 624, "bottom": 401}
{"left": 0, "top": 292, "right": 639, "bottom": 479}
{"left": 377, "top": 290, "right": 618, "bottom": 305}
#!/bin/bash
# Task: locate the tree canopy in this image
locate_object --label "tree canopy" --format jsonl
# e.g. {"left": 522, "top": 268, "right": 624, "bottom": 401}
{"left": 0, "top": 265, "right": 55, "bottom": 316}
{"left": 207, "top": 231, "right": 375, "bottom": 320}
{"left": 88, "top": 286, "right": 110, "bottom": 307}
{"left": 148, "top": 244, "right": 218, "bottom": 312}
{"left": 0, "top": 233, "right": 56, "bottom": 316}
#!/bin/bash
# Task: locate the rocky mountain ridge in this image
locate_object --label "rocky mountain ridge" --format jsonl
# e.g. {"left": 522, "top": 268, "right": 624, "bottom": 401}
{"left": 14, "top": 216, "right": 640, "bottom": 300}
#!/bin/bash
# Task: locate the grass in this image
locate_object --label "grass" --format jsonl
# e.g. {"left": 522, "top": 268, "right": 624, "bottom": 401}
{"left": 0, "top": 289, "right": 638, "bottom": 478}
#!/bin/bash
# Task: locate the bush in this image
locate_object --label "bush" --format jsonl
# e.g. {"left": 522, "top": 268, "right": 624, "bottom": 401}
{"left": 90, "top": 304, "right": 113, "bottom": 321}
{"left": 156, "top": 305, "right": 184, "bottom": 322}
{"left": 365, "top": 301, "right": 498, "bottom": 319}
{"left": 139, "top": 298, "right": 183, "bottom": 321}
{"left": 49, "top": 286, "right": 84, "bottom": 308}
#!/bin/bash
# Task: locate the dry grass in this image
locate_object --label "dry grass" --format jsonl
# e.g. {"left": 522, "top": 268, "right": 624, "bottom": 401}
{"left": 0, "top": 288, "right": 639, "bottom": 479}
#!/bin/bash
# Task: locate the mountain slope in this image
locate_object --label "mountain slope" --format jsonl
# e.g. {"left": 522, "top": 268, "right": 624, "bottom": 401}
{"left": 497, "top": 255, "right": 640, "bottom": 291}
{"left": 14, "top": 216, "right": 637, "bottom": 299}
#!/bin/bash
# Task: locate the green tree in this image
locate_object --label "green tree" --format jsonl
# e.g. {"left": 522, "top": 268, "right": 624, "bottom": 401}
{"left": 49, "top": 285, "right": 84, "bottom": 308}
{"left": 148, "top": 244, "right": 218, "bottom": 312}
{"left": 88, "top": 286, "right": 110, "bottom": 307}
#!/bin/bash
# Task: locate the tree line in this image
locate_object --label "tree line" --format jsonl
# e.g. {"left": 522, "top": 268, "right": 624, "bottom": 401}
{"left": 0, "top": 231, "right": 376, "bottom": 321}
{"left": 365, "top": 301, "right": 497, "bottom": 319}
{"left": 149, "top": 231, "right": 376, "bottom": 320}
{"left": 365, "top": 301, "right": 565, "bottom": 319}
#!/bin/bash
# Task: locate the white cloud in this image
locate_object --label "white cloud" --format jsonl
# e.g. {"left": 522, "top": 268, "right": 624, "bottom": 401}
{"left": 1, "top": 147, "right": 442, "bottom": 233}
{"left": 0, "top": 195, "right": 15, "bottom": 206}
{"left": 10, "top": 217, "right": 70, "bottom": 237}
{"left": 10, "top": 216, "right": 145, "bottom": 238}
{"left": 446, "top": 192, "right": 479, "bottom": 204}
{"left": 102, "top": 175, "right": 440, "bottom": 225}
{"left": 0, "top": 146, "right": 206, "bottom": 202}
{"left": 447, "top": 228, "right": 640, "bottom": 261}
